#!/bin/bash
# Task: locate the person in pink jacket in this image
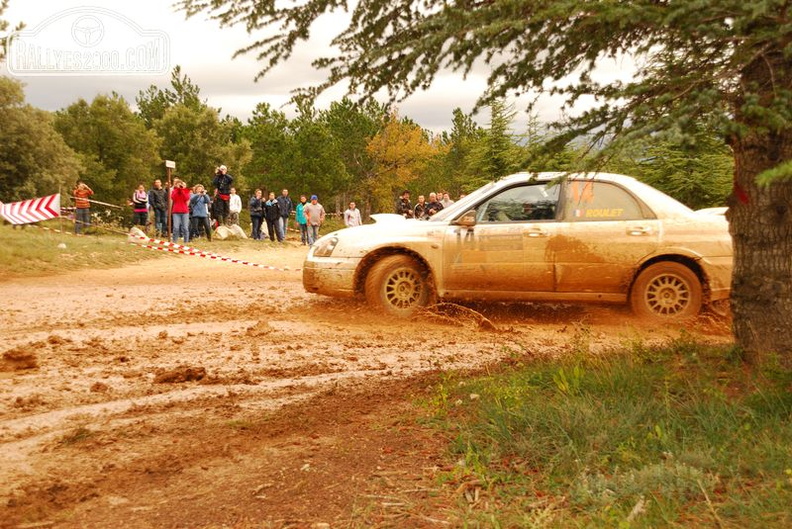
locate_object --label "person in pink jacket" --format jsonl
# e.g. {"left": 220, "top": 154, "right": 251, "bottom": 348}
{"left": 170, "top": 178, "right": 191, "bottom": 244}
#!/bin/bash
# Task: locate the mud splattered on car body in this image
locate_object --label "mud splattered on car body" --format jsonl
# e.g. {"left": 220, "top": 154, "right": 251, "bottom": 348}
{"left": 304, "top": 172, "right": 732, "bottom": 320}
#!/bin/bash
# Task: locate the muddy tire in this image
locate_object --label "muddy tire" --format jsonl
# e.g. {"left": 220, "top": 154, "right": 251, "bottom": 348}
{"left": 365, "top": 255, "right": 434, "bottom": 317}
{"left": 630, "top": 262, "right": 702, "bottom": 320}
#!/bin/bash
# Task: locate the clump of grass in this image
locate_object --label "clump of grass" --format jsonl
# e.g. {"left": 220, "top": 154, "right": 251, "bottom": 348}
{"left": 58, "top": 427, "right": 95, "bottom": 446}
{"left": 426, "top": 339, "right": 792, "bottom": 527}
{"left": 226, "top": 419, "right": 254, "bottom": 430}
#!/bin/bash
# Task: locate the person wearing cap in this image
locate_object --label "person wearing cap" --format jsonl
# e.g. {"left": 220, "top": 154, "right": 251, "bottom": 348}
{"left": 212, "top": 164, "right": 234, "bottom": 226}
{"left": 303, "top": 194, "right": 326, "bottom": 245}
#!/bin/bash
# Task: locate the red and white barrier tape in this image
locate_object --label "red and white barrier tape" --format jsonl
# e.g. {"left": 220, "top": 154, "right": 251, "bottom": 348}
{"left": 127, "top": 233, "right": 300, "bottom": 271}
{"left": 34, "top": 225, "right": 83, "bottom": 236}
{"left": 30, "top": 224, "right": 300, "bottom": 272}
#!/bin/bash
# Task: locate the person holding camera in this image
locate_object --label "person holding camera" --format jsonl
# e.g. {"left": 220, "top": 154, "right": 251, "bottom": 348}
{"left": 189, "top": 184, "right": 212, "bottom": 241}
{"left": 72, "top": 181, "right": 94, "bottom": 234}
{"left": 212, "top": 165, "right": 233, "bottom": 226}
{"left": 171, "top": 178, "right": 192, "bottom": 244}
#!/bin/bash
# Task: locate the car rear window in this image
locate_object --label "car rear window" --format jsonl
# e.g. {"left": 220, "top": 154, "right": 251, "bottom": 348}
{"left": 562, "top": 181, "right": 646, "bottom": 221}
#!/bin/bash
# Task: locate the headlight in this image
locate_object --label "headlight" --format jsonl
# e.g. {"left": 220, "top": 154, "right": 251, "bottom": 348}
{"left": 313, "top": 236, "right": 339, "bottom": 257}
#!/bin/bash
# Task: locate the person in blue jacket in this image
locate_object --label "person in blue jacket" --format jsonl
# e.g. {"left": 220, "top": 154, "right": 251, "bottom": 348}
{"left": 189, "top": 184, "right": 212, "bottom": 241}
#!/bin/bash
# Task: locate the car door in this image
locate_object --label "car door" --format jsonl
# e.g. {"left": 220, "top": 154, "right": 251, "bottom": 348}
{"left": 551, "top": 180, "right": 661, "bottom": 294}
{"left": 442, "top": 182, "right": 559, "bottom": 293}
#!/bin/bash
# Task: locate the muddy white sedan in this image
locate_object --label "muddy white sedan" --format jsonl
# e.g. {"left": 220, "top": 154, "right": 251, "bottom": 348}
{"left": 303, "top": 172, "right": 733, "bottom": 320}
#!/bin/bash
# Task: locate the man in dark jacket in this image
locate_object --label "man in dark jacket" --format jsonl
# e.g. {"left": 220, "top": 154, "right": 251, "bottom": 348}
{"left": 275, "top": 188, "right": 293, "bottom": 241}
{"left": 396, "top": 190, "right": 413, "bottom": 218}
{"left": 263, "top": 191, "right": 282, "bottom": 242}
{"left": 212, "top": 165, "right": 233, "bottom": 226}
{"left": 426, "top": 192, "right": 445, "bottom": 217}
{"left": 148, "top": 179, "right": 169, "bottom": 237}
{"left": 249, "top": 189, "right": 264, "bottom": 240}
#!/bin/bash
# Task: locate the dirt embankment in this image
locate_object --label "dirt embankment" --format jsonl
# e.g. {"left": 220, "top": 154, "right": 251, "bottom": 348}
{"left": 0, "top": 244, "right": 731, "bottom": 528}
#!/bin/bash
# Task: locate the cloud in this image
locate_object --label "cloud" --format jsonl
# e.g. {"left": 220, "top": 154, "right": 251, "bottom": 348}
{"left": 3, "top": 0, "right": 633, "bottom": 135}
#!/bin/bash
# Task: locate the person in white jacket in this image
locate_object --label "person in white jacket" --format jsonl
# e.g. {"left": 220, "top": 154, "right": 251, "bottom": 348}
{"left": 228, "top": 187, "right": 242, "bottom": 226}
{"left": 343, "top": 201, "right": 362, "bottom": 227}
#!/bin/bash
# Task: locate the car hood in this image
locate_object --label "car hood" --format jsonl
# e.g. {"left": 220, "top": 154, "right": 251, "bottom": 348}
{"left": 317, "top": 215, "right": 448, "bottom": 257}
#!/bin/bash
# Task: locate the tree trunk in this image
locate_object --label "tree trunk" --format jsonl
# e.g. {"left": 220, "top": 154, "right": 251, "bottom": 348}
{"left": 729, "top": 130, "right": 792, "bottom": 367}
{"left": 728, "top": 40, "right": 792, "bottom": 367}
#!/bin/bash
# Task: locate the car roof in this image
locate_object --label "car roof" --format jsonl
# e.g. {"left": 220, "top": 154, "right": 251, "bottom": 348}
{"left": 496, "top": 171, "right": 694, "bottom": 217}
{"left": 500, "top": 171, "right": 639, "bottom": 185}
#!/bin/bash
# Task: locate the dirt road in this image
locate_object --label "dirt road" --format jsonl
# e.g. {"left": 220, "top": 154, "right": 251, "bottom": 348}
{"left": 0, "top": 243, "right": 731, "bottom": 528}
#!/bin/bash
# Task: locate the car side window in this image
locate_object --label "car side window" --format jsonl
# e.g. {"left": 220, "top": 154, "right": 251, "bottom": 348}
{"left": 562, "top": 181, "right": 645, "bottom": 221}
{"left": 476, "top": 183, "right": 560, "bottom": 223}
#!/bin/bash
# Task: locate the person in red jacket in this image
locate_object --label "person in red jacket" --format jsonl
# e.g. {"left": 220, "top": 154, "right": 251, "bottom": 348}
{"left": 170, "top": 178, "right": 192, "bottom": 244}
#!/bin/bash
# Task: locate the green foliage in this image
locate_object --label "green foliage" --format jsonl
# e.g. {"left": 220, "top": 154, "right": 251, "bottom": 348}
{"left": 137, "top": 66, "right": 252, "bottom": 191}
{"left": 178, "top": 1, "right": 787, "bottom": 147}
{"left": 154, "top": 103, "right": 251, "bottom": 189}
{"left": 426, "top": 341, "right": 792, "bottom": 526}
{"left": 136, "top": 65, "right": 205, "bottom": 128}
{"left": 0, "top": 77, "right": 81, "bottom": 201}
{"left": 54, "top": 93, "right": 162, "bottom": 206}
{"left": 365, "top": 110, "right": 448, "bottom": 213}
{"left": 288, "top": 104, "right": 349, "bottom": 201}
{"left": 243, "top": 102, "right": 294, "bottom": 190}
{"left": 465, "top": 98, "right": 525, "bottom": 189}
{"left": 605, "top": 129, "right": 734, "bottom": 209}
{"left": 433, "top": 108, "right": 486, "bottom": 196}
{"left": 0, "top": 0, "right": 23, "bottom": 64}
{"left": 319, "top": 98, "right": 386, "bottom": 205}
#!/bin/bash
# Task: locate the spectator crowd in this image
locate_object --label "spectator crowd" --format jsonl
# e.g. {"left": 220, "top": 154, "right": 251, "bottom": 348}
{"left": 73, "top": 167, "right": 460, "bottom": 244}
{"left": 396, "top": 189, "right": 457, "bottom": 220}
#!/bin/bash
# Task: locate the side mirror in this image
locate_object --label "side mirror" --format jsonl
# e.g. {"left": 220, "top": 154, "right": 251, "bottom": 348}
{"left": 454, "top": 210, "right": 477, "bottom": 227}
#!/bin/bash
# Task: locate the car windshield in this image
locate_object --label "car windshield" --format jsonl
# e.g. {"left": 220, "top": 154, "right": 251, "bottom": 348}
{"left": 429, "top": 181, "right": 497, "bottom": 222}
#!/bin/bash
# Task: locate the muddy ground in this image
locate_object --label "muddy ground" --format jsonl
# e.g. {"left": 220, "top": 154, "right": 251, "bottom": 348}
{"left": 0, "top": 243, "right": 732, "bottom": 528}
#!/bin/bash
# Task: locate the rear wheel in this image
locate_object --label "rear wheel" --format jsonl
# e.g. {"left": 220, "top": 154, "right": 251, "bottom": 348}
{"left": 630, "top": 262, "right": 702, "bottom": 320}
{"left": 365, "top": 255, "right": 434, "bottom": 317}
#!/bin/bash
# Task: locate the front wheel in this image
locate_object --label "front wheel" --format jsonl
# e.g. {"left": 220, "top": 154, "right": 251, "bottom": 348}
{"left": 365, "top": 255, "right": 435, "bottom": 317}
{"left": 630, "top": 262, "right": 702, "bottom": 320}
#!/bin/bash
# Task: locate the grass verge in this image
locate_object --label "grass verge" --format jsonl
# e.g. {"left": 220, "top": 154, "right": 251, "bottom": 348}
{"left": 0, "top": 222, "right": 165, "bottom": 279}
{"left": 0, "top": 218, "right": 319, "bottom": 280}
{"left": 423, "top": 336, "right": 792, "bottom": 527}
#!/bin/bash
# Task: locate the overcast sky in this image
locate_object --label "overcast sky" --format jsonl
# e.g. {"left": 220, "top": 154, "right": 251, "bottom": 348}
{"left": 2, "top": 1, "right": 634, "bottom": 134}
{"left": 0, "top": 0, "right": 501, "bottom": 133}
